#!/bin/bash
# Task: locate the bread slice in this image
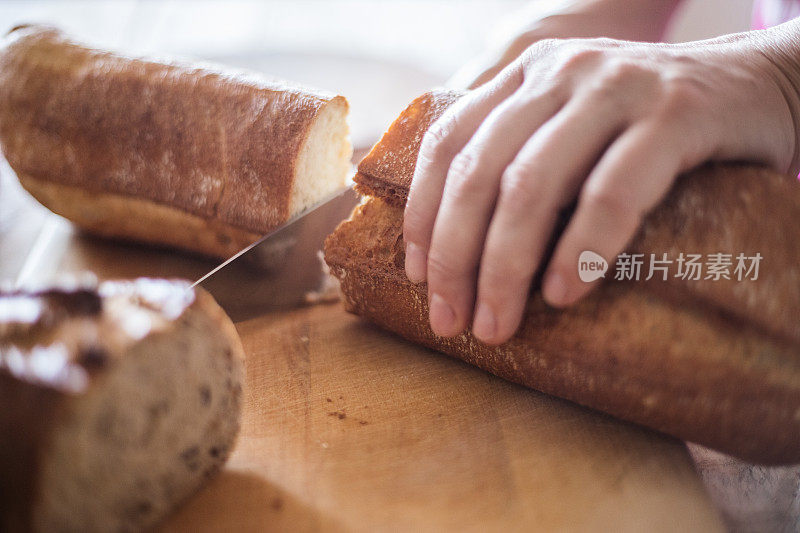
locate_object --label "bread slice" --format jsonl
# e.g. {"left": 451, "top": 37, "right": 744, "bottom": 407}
{"left": 0, "top": 25, "right": 352, "bottom": 258}
{"left": 325, "top": 91, "right": 800, "bottom": 465}
{"left": 0, "top": 278, "right": 245, "bottom": 531}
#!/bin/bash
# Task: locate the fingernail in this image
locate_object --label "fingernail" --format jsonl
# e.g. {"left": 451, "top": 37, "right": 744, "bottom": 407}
{"left": 543, "top": 271, "right": 568, "bottom": 307}
{"left": 405, "top": 242, "right": 427, "bottom": 283}
{"left": 429, "top": 293, "right": 457, "bottom": 336}
{"left": 472, "top": 302, "right": 496, "bottom": 342}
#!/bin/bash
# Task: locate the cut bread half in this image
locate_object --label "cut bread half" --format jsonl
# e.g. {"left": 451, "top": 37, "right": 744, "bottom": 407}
{"left": 0, "top": 278, "right": 245, "bottom": 532}
{"left": 0, "top": 25, "right": 352, "bottom": 258}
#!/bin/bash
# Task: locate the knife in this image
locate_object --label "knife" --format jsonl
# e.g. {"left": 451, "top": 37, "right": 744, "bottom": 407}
{"left": 191, "top": 185, "right": 359, "bottom": 321}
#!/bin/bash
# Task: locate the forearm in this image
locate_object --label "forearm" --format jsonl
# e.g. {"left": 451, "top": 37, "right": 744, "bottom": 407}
{"left": 533, "top": 0, "right": 684, "bottom": 42}
{"left": 455, "top": 0, "right": 684, "bottom": 88}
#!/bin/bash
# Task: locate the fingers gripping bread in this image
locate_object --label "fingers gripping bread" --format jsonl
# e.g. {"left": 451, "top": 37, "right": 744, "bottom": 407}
{"left": 325, "top": 91, "right": 800, "bottom": 465}
{"left": 0, "top": 25, "right": 352, "bottom": 258}
{"left": 0, "top": 279, "right": 245, "bottom": 532}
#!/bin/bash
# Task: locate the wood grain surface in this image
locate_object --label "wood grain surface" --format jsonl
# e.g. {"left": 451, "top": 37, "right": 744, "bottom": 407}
{"left": 161, "top": 304, "right": 723, "bottom": 532}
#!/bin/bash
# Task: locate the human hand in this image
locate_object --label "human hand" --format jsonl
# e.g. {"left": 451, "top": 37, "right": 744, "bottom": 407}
{"left": 404, "top": 34, "right": 798, "bottom": 345}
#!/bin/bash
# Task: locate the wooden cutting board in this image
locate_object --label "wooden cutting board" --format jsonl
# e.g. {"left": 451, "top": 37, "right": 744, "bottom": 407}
{"left": 161, "top": 304, "right": 723, "bottom": 532}
{"left": 0, "top": 172, "right": 724, "bottom": 531}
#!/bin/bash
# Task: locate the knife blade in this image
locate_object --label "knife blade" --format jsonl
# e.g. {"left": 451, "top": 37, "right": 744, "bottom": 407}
{"left": 191, "top": 185, "right": 359, "bottom": 320}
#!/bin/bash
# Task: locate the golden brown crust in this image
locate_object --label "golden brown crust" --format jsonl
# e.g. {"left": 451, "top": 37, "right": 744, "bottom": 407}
{"left": 353, "top": 90, "right": 800, "bottom": 348}
{"left": 354, "top": 90, "right": 463, "bottom": 205}
{"left": 0, "top": 25, "right": 347, "bottom": 255}
{"left": 329, "top": 89, "right": 800, "bottom": 464}
{"left": 325, "top": 197, "right": 800, "bottom": 465}
{"left": 18, "top": 173, "right": 261, "bottom": 259}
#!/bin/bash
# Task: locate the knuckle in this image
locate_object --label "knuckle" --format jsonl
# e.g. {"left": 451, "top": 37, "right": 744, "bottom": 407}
{"left": 606, "top": 57, "right": 648, "bottom": 81}
{"left": 546, "top": 46, "right": 602, "bottom": 84}
{"left": 560, "top": 46, "right": 603, "bottom": 72}
{"left": 500, "top": 164, "right": 553, "bottom": 214}
{"left": 581, "top": 183, "right": 638, "bottom": 220}
{"left": 420, "top": 118, "right": 456, "bottom": 161}
{"left": 402, "top": 203, "right": 429, "bottom": 243}
{"left": 591, "top": 60, "right": 644, "bottom": 97}
{"left": 588, "top": 37, "right": 622, "bottom": 49}
{"left": 523, "top": 38, "right": 564, "bottom": 61}
{"left": 604, "top": 59, "right": 642, "bottom": 83}
{"left": 521, "top": 38, "right": 605, "bottom": 73}
{"left": 518, "top": 80, "right": 567, "bottom": 105}
{"left": 445, "top": 151, "right": 485, "bottom": 202}
{"left": 427, "top": 248, "right": 471, "bottom": 284}
{"left": 482, "top": 257, "right": 531, "bottom": 291}
{"left": 643, "top": 78, "right": 712, "bottom": 157}
{"left": 657, "top": 78, "right": 705, "bottom": 120}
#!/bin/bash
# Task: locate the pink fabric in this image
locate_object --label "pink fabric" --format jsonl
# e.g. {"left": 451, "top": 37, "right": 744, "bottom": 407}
{"left": 752, "top": 0, "right": 800, "bottom": 29}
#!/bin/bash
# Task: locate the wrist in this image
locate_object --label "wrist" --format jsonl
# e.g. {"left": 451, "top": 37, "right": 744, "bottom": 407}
{"left": 741, "top": 22, "right": 800, "bottom": 174}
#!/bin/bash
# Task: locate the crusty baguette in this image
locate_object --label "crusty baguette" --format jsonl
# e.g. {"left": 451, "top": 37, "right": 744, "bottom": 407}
{"left": 0, "top": 278, "right": 245, "bottom": 532}
{"left": 17, "top": 172, "right": 262, "bottom": 259}
{"left": 0, "top": 25, "right": 352, "bottom": 258}
{"left": 326, "top": 90, "right": 800, "bottom": 465}
{"left": 354, "top": 90, "right": 463, "bottom": 207}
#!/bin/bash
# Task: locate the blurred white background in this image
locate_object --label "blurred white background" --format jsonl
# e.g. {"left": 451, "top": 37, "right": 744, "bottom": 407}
{"left": 0, "top": 0, "right": 755, "bottom": 151}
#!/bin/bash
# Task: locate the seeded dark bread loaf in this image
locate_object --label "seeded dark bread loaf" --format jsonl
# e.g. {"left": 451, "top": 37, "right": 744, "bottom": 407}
{"left": 325, "top": 90, "right": 800, "bottom": 465}
{"left": 0, "top": 25, "right": 352, "bottom": 259}
{"left": 0, "top": 278, "right": 244, "bottom": 532}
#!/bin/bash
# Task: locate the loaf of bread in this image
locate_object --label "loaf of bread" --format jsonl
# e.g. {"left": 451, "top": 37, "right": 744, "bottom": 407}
{"left": 325, "top": 90, "right": 800, "bottom": 465}
{"left": 0, "top": 278, "right": 244, "bottom": 532}
{"left": 0, "top": 25, "right": 352, "bottom": 258}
